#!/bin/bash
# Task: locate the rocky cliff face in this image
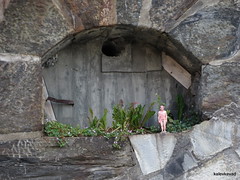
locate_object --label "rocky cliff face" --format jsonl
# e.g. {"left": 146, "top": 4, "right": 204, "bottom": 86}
{"left": 0, "top": 0, "right": 239, "bottom": 179}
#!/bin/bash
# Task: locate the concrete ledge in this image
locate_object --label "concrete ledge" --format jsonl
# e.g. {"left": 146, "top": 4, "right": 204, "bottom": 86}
{"left": 0, "top": 131, "right": 43, "bottom": 141}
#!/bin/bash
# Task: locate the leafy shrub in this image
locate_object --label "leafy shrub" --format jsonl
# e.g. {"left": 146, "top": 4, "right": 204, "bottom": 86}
{"left": 112, "top": 102, "right": 155, "bottom": 131}
{"left": 166, "top": 108, "right": 201, "bottom": 133}
{"left": 112, "top": 104, "right": 127, "bottom": 130}
{"left": 183, "top": 110, "right": 201, "bottom": 127}
{"left": 88, "top": 108, "right": 108, "bottom": 131}
{"left": 145, "top": 126, "right": 160, "bottom": 133}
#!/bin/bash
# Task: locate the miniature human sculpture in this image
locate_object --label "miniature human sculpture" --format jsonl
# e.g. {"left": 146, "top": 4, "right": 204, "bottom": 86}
{"left": 158, "top": 105, "right": 167, "bottom": 132}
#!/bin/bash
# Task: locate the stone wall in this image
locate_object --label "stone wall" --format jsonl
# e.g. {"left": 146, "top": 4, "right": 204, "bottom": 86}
{"left": 128, "top": 103, "right": 240, "bottom": 180}
{"left": 199, "top": 62, "right": 240, "bottom": 118}
{"left": 0, "top": 0, "right": 240, "bottom": 179}
{"left": 0, "top": 54, "right": 43, "bottom": 134}
{"left": 0, "top": 103, "right": 239, "bottom": 179}
{"left": 0, "top": 135, "right": 138, "bottom": 179}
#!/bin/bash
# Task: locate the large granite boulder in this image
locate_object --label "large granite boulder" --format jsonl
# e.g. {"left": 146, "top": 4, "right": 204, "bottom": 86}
{"left": 0, "top": 54, "right": 43, "bottom": 134}
{"left": 170, "top": 0, "right": 240, "bottom": 63}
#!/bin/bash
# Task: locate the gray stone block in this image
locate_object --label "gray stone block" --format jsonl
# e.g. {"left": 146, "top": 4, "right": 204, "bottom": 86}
{"left": 0, "top": 53, "right": 43, "bottom": 134}
{"left": 129, "top": 133, "right": 177, "bottom": 175}
{"left": 190, "top": 103, "right": 240, "bottom": 160}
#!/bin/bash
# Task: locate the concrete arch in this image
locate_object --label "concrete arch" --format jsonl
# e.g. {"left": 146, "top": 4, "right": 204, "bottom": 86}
{"left": 42, "top": 25, "right": 202, "bottom": 75}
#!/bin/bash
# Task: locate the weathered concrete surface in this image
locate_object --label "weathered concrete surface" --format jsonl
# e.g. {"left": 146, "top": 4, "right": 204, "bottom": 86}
{"left": 199, "top": 62, "right": 240, "bottom": 117}
{"left": 0, "top": 54, "right": 43, "bottom": 134}
{"left": 43, "top": 37, "right": 189, "bottom": 128}
{"left": 129, "top": 133, "right": 177, "bottom": 175}
{"left": 0, "top": 131, "right": 42, "bottom": 141}
{"left": 0, "top": 136, "right": 136, "bottom": 180}
{"left": 42, "top": 26, "right": 202, "bottom": 75}
{"left": 171, "top": 0, "right": 240, "bottom": 63}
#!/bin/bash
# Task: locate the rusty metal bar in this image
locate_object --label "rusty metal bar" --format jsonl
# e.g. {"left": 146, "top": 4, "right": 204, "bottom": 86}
{"left": 46, "top": 97, "right": 74, "bottom": 106}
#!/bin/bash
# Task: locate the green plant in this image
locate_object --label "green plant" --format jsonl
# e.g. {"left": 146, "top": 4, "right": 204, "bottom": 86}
{"left": 146, "top": 126, "right": 160, "bottom": 133}
{"left": 44, "top": 121, "right": 81, "bottom": 137}
{"left": 88, "top": 108, "right": 108, "bottom": 131}
{"left": 44, "top": 121, "right": 81, "bottom": 147}
{"left": 110, "top": 129, "right": 137, "bottom": 149}
{"left": 57, "top": 137, "right": 67, "bottom": 147}
{"left": 44, "top": 99, "right": 202, "bottom": 149}
{"left": 183, "top": 109, "right": 201, "bottom": 127}
{"left": 167, "top": 119, "right": 189, "bottom": 133}
{"left": 112, "top": 102, "right": 155, "bottom": 131}
{"left": 112, "top": 104, "right": 128, "bottom": 130}
{"left": 176, "top": 94, "right": 185, "bottom": 121}
{"left": 140, "top": 102, "right": 156, "bottom": 128}
{"left": 166, "top": 107, "right": 202, "bottom": 133}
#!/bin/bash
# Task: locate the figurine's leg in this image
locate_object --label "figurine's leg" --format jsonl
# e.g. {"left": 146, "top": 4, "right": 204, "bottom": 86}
{"left": 165, "top": 121, "right": 167, "bottom": 132}
{"left": 163, "top": 120, "right": 167, "bottom": 132}
{"left": 159, "top": 121, "right": 164, "bottom": 132}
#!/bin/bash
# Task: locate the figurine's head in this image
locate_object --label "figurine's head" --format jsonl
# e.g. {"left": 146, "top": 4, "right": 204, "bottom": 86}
{"left": 160, "top": 105, "right": 165, "bottom": 110}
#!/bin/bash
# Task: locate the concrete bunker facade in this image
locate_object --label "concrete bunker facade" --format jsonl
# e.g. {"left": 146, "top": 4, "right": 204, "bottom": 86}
{"left": 42, "top": 25, "right": 202, "bottom": 127}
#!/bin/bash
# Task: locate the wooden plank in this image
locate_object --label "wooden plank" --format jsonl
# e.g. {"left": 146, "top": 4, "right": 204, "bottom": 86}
{"left": 43, "top": 78, "right": 56, "bottom": 121}
{"left": 162, "top": 53, "right": 191, "bottom": 89}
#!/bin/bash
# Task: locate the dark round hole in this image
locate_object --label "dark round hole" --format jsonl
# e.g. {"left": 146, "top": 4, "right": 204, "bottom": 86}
{"left": 102, "top": 41, "right": 121, "bottom": 57}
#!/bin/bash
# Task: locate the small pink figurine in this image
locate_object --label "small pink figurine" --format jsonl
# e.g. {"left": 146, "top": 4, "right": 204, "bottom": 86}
{"left": 158, "top": 105, "right": 167, "bottom": 132}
